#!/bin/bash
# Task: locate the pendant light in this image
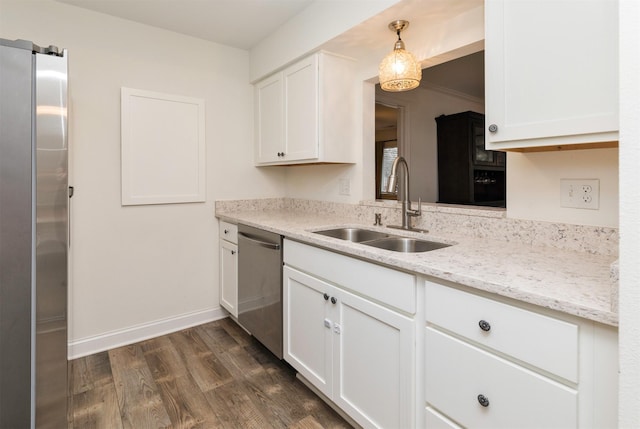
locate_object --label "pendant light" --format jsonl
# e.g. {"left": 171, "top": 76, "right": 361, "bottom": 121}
{"left": 378, "top": 20, "right": 422, "bottom": 92}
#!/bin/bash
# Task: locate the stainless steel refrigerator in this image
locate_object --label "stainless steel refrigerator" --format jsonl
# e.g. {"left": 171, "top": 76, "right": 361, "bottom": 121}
{"left": 0, "top": 38, "right": 69, "bottom": 429}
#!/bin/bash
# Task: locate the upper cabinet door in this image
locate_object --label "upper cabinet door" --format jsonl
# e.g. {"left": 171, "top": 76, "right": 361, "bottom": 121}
{"left": 255, "top": 73, "right": 284, "bottom": 163}
{"left": 284, "top": 55, "right": 319, "bottom": 162}
{"left": 254, "top": 52, "right": 356, "bottom": 166}
{"left": 485, "top": 0, "right": 618, "bottom": 151}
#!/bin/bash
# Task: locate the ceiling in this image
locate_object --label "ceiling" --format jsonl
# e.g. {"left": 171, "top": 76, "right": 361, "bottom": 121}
{"left": 55, "top": 0, "right": 314, "bottom": 50}
{"left": 422, "top": 50, "right": 484, "bottom": 99}
{"left": 55, "top": 0, "right": 483, "bottom": 97}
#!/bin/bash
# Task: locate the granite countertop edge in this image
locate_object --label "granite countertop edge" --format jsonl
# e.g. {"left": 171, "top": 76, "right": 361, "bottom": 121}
{"left": 217, "top": 209, "right": 618, "bottom": 327}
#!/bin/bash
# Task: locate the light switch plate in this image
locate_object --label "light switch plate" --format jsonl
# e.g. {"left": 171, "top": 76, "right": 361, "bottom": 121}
{"left": 560, "top": 179, "right": 599, "bottom": 209}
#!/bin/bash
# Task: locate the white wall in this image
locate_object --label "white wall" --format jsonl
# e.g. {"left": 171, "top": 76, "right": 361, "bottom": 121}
{"left": 618, "top": 0, "right": 640, "bottom": 426}
{"left": 257, "top": 1, "right": 620, "bottom": 229}
{"left": 274, "top": 4, "right": 487, "bottom": 205}
{"left": 0, "top": 0, "right": 285, "bottom": 355}
{"left": 506, "top": 149, "right": 619, "bottom": 228}
{"left": 249, "top": 0, "right": 400, "bottom": 81}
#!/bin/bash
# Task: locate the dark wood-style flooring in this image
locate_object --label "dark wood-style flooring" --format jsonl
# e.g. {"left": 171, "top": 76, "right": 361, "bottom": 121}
{"left": 69, "top": 318, "right": 351, "bottom": 429}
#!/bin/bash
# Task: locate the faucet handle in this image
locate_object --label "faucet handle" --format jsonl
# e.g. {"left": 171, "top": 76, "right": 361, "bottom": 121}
{"left": 409, "top": 198, "right": 422, "bottom": 217}
{"left": 374, "top": 213, "right": 382, "bottom": 226}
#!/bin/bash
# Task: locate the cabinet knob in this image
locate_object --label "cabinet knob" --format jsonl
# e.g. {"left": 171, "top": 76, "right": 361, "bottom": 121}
{"left": 224, "top": 229, "right": 229, "bottom": 234}
{"left": 477, "top": 394, "right": 490, "bottom": 407}
{"left": 230, "top": 250, "right": 236, "bottom": 255}
{"left": 324, "top": 293, "right": 329, "bottom": 301}
{"left": 478, "top": 320, "right": 491, "bottom": 332}
{"left": 330, "top": 297, "right": 337, "bottom": 304}
{"left": 488, "top": 124, "right": 498, "bottom": 133}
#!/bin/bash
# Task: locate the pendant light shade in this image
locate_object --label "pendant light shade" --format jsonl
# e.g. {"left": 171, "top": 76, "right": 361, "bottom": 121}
{"left": 378, "top": 20, "right": 422, "bottom": 92}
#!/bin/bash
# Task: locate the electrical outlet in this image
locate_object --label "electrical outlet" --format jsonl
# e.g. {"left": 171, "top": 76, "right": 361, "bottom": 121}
{"left": 339, "top": 178, "right": 351, "bottom": 196}
{"left": 560, "top": 179, "right": 599, "bottom": 209}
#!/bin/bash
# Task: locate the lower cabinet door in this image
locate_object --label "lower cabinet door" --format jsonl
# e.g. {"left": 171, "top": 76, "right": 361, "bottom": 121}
{"left": 425, "top": 327, "right": 578, "bottom": 429}
{"left": 334, "top": 289, "right": 415, "bottom": 429}
{"left": 219, "top": 240, "right": 238, "bottom": 317}
{"left": 283, "top": 266, "right": 333, "bottom": 398}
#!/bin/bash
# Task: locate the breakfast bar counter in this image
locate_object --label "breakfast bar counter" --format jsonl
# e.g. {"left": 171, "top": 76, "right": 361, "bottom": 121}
{"left": 216, "top": 204, "right": 618, "bottom": 326}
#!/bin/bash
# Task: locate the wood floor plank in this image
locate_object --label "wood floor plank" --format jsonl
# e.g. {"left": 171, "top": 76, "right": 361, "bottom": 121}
{"left": 71, "top": 351, "right": 114, "bottom": 394}
{"left": 196, "top": 322, "right": 238, "bottom": 350}
{"left": 142, "top": 336, "right": 189, "bottom": 383}
{"left": 265, "top": 365, "right": 352, "bottom": 428}
{"left": 168, "top": 328, "right": 234, "bottom": 392}
{"left": 195, "top": 324, "right": 263, "bottom": 378}
{"left": 218, "top": 317, "right": 252, "bottom": 347}
{"left": 203, "top": 379, "right": 275, "bottom": 429}
{"left": 290, "top": 415, "right": 326, "bottom": 429}
{"left": 109, "top": 345, "right": 172, "bottom": 429}
{"left": 242, "top": 335, "right": 282, "bottom": 367}
{"left": 241, "top": 368, "right": 300, "bottom": 428}
{"left": 69, "top": 319, "right": 352, "bottom": 429}
{"left": 71, "top": 384, "right": 124, "bottom": 429}
{"left": 154, "top": 374, "right": 222, "bottom": 429}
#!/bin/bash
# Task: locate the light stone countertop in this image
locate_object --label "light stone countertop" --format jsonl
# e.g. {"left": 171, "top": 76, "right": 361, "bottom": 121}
{"left": 217, "top": 208, "right": 618, "bottom": 327}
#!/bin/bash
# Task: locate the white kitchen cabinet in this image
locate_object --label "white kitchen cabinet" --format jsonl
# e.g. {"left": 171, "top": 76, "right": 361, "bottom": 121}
{"left": 283, "top": 266, "right": 332, "bottom": 398}
{"left": 424, "top": 279, "right": 618, "bottom": 429}
{"left": 254, "top": 52, "right": 356, "bottom": 165}
{"left": 485, "top": 0, "right": 618, "bottom": 151}
{"left": 254, "top": 73, "right": 283, "bottom": 163}
{"left": 283, "top": 240, "right": 416, "bottom": 429}
{"left": 219, "top": 221, "right": 238, "bottom": 317}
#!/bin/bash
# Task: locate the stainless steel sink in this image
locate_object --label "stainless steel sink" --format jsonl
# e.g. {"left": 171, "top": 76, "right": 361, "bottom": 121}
{"left": 314, "top": 227, "right": 389, "bottom": 243}
{"left": 313, "top": 227, "right": 452, "bottom": 253}
{"left": 362, "top": 237, "right": 451, "bottom": 253}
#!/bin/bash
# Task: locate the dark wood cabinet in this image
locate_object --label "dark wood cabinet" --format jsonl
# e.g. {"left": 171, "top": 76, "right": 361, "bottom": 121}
{"left": 436, "top": 111, "right": 506, "bottom": 207}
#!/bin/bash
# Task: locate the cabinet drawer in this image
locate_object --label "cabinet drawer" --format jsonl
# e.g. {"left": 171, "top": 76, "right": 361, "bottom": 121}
{"left": 425, "top": 328, "right": 577, "bottom": 429}
{"left": 425, "top": 407, "right": 462, "bottom": 429}
{"left": 425, "top": 280, "right": 578, "bottom": 382}
{"left": 219, "top": 221, "right": 237, "bottom": 244}
{"left": 284, "top": 239, "right": 416, "bottom": 314}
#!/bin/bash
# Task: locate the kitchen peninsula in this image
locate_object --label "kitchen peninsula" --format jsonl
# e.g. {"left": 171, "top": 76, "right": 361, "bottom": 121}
{"left": 217, "top": 198, "right": 618, "bottom": 429}
{"left": 217, "top": 198, "right": 617, "bottom": 326}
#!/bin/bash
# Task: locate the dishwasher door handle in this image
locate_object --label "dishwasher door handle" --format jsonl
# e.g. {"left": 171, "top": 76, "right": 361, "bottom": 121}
{"left": 238, "top": 232, "right": 281, "bottom": 250}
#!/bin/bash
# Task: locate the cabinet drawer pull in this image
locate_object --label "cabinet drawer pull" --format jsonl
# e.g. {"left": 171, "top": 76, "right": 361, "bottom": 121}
{"left": 330, "top": 297, "right": 337, "bottom": 304}
{"left": 324, "top": 293, "right": 329, "bottom": 301}
{"left": 488, "top": 124, "right": 498, "bottom": 133}
{"left": 479, "top": 319, "right": 491, "bottom": 332}
{"left": 477, "top": 394, "right": 490, "bottom": 407}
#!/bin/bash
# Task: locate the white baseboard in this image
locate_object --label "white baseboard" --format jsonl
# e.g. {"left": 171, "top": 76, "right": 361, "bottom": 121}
{"left": 67, "top": 306, "right": 228, "bottom": 359}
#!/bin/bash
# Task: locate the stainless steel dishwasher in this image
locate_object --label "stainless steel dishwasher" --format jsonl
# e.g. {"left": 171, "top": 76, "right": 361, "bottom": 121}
{"left": 237, "top": 223, "right": 283, "bottom": 359}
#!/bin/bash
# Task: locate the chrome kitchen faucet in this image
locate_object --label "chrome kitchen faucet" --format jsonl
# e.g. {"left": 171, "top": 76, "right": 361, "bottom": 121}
{"left": 386, "top": 156, "right": 423, "bottom": 231}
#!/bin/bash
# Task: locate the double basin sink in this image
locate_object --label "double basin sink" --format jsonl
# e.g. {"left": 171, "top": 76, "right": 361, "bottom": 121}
{"left": 313, "top": 227, "right": 451, "bottom": 253}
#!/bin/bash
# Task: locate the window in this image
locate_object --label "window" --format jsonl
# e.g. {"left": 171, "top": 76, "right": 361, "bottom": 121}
{"left": 375, "top": 103, "right": 399, "bottom": 200}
